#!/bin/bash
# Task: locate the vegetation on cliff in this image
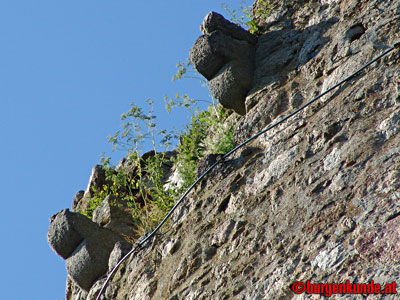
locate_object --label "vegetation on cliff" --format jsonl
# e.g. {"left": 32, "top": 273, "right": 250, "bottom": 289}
{"left": 81, "top": 68, "right": 235, "bottom": 235}
{"left": 79, "top": 1, "right": 267, "bottom": 231}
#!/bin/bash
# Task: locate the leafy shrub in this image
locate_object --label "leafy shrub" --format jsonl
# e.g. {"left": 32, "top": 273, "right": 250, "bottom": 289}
{"left": 167, "top": 98, "right": 235, "bottom": 188}
{"left": 174, "top": 109, "right": 210, "bottom": 187}
{"left": 81, "top": 51, "right": 235, "bottom": 233}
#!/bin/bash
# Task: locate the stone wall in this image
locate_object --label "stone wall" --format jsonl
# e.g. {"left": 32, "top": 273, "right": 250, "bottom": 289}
{"left": 50, "top": 0, "right": 400, "bottom": 299}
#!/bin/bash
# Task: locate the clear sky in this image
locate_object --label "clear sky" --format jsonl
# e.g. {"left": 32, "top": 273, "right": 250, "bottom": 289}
{"left": 0, "top": 1, "right": 246, "bottom": 299}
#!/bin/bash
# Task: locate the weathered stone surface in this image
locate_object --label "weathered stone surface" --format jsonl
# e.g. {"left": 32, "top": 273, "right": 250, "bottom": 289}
{"left": 200, "top": 11, "right": 257, "bottom": 45}
{"left": 72, "top": 190, "right": 84, "bottom": 211}
{"left": 117, "top": 150, "right": 178, "bottom": 186}
{"left": 196, "top": 153, "right": 220, "bottom": 177}
{"left": 108, "top": 241, "right": 132, "bottom": 272}
{"left": 48, "top": 209, "right": 130, "bottom": 292}
{"left": 92, "top": 195, "right": 138, "bottom": 238}
{"left": 188, "top": 31, "right": 230, "bottom": 81}
{"left": 208, "top": 61, "right": 253, "bottom": 115}
{"left": 47, "top": 209, "right": 99, "bottom": 259}
{"left": 73, "top": 165, "right": 111, "bottom": 214}
{"left": 355, "top": 209, "right": 400, "bottom": 263}
{"left": 85, "top": 165, "right": 107, "bottom": 197}
{"left": 62, "top": 0, "right": 400, "bottom": 299}
{"left": 190, "top": 12, "right": 256, "bottom": 115}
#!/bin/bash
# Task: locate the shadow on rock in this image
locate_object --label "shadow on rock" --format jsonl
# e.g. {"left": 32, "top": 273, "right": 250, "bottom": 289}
{"left": 190, "top": 11, "right": 337, "bottom": 116}
{"left": 47, "top": 209, "right": 131, "bottom": 291}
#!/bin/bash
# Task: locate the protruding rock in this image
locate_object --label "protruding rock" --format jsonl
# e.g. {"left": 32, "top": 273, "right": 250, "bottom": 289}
{"left": 47, "top": 209, "right": 99, "bottom": 259}
{"left": 190, "top": 11, "right": 256, "bottom": 115}
{"left": 208, "top": 62, "right": 251, "bottom": 115}
{"left": 93, "top": 195, "right": 138, "bottom": 238}
{"left": 47, "top": 209, "right": 130, "bottom": 291}
{"left": 72, "top": 190, "right": 84, "bottom": 211}
{"left": 189, "top": 31, "right": 231, "bottom": 81}
{"left": 108, "top": 241, "right": 132, "bottom": 272}
{"left": 85, "top": 165, "right": 108, "bottom": 197}
{"left": 200, "top": 11, "right": 257, "bottom": 45}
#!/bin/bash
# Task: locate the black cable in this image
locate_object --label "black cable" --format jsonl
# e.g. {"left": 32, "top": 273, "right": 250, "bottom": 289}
{"left": 95, "top": 43, "right": 398, "bottom": 300}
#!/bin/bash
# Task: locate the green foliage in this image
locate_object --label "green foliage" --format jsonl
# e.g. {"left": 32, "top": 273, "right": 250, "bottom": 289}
{"left": 164, "top": 93, "right": 196, "bottom": 113}
{"left": 174, "top": 109, "right": 210, "bottom": 187}
{"left": 81, "top": 160, "right": 141, "bottom": 220}
{"left": 204, "top": 106, "right": 235, "bottom": 154}
{"left": 81, "top": 99, "right": 176, "bottom": 229}
{"left": 174, "top": 104, "right": 235, "bottom": 188}
{"left": 172, "top": 60, "right": 206, "bottom": 84}
{"left": 144, "top": 153, "right": 177, "bottom": 211}
{"left": 81, "top": 57, "right": 235, "bottom": 233}
{"left": 254, "top": 0, "right": 272, "bottom": 18}
{"left": 222, "top": 0, "right": 271, "bottom": 34}
{"left": 108, "top": 98, "right": 172, "bottom": 154}
{"left": 172, "top": 61, "right": 188, "bottom": 82}
{"left": 80, "top": 188, "right": 102, "bottom": 220}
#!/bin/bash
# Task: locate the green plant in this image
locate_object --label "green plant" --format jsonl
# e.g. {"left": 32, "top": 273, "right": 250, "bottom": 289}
{"left": 172, "top": 60, "right": 209, "bottom": 87}
{"left": 81, "top": 158, "right": 141, "bottom": 220}
{"left": 174, "top": 109, "right": 210, "bottom": 187}
{"left": 169, "top": 60, "right": 214, "bottom": 110}
{"left": 222, "top": 0, "right": 271, "bottom": 34}
{"left": 172, "top": 104, "right": 235, "bottom": 188}
{"left": 81, "top": 99, "right": 176, "bottom": 229}
{"left": 80, "top": 188, "right": 102, "bottom": 220}
{"left": 81, "top": 57, "right": 235, "bottom": 233}
{"left": 204, "top": 105, "right": 235, "bottom": 154}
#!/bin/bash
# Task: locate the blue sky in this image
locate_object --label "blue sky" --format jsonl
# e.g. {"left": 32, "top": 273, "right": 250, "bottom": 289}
{"left": 0, "top": 1, "right": 246, "bottom": 299}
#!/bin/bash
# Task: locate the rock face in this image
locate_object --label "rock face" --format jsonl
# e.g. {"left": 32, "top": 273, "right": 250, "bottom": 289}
{"left": 51, "top": 0, "right": 400, "bottom": 299}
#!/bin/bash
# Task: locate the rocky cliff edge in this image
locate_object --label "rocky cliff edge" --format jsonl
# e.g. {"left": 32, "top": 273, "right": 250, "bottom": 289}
{"left": 49, "top": 0, "right": 400, "bottom": 299}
